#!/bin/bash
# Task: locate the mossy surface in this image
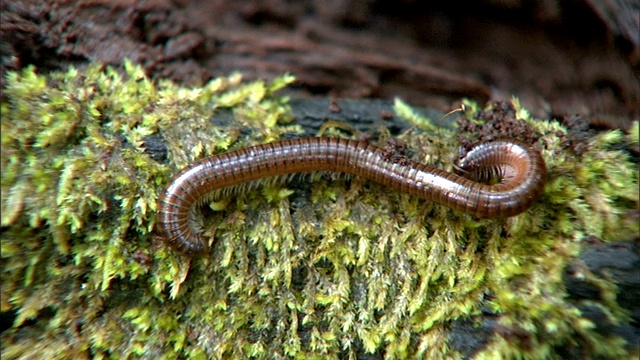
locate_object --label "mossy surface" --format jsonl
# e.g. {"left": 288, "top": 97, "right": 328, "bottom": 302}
{"left": 1, "top": 63, "right": 638, "bottom": 359}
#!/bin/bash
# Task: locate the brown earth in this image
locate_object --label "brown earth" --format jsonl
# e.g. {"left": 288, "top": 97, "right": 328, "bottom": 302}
{"left": 1, "top": 0, "right": 639, "bottom": 128}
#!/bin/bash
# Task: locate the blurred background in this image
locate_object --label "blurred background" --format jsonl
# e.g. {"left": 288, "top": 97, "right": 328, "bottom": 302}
{"left": 2, "top": 0, "right": 638, "bottom": 125}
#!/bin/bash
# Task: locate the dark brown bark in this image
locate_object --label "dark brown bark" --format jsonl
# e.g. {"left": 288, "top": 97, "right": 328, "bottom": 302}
{"left": 1, "top": 0, "right": 638, "bottom": 125}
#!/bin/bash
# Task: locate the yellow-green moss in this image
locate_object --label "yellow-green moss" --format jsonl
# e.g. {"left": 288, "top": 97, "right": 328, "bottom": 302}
{"left": 1, "top": 63, "right": 638, "bottom": 359}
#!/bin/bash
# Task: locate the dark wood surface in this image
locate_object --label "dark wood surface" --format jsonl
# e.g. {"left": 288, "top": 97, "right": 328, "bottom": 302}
{"left": 1, "top": 0, "right": 638, "bottom": 126}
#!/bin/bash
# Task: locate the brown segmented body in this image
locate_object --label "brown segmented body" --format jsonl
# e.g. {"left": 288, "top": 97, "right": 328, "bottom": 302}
{"left": 157, "top": 137, "right": 546, "bottom": 254}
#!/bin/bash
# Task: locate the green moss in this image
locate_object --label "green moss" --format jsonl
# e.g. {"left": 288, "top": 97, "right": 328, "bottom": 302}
{"left": 2, "top": 64, "right": 638, "bottom": 359}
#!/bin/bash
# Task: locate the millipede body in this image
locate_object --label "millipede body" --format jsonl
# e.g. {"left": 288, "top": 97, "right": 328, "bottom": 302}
{"left": 157, "top": 137, "right": 546, "bottom": 254}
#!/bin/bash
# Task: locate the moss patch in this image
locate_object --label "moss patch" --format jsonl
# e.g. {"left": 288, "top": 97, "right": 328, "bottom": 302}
{"left": 1, "top": 64, "right": 638, "bottom": 359}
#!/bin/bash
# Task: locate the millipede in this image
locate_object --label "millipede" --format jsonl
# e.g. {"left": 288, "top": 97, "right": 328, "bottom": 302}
{"left": 157, "top": 137, "right": 546, "bottom": 254}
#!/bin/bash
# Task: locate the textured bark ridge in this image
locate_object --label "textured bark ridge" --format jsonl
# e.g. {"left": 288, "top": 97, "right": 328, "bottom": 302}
{"left": 1, "top": 0, "right": 638, "bottom": 123}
